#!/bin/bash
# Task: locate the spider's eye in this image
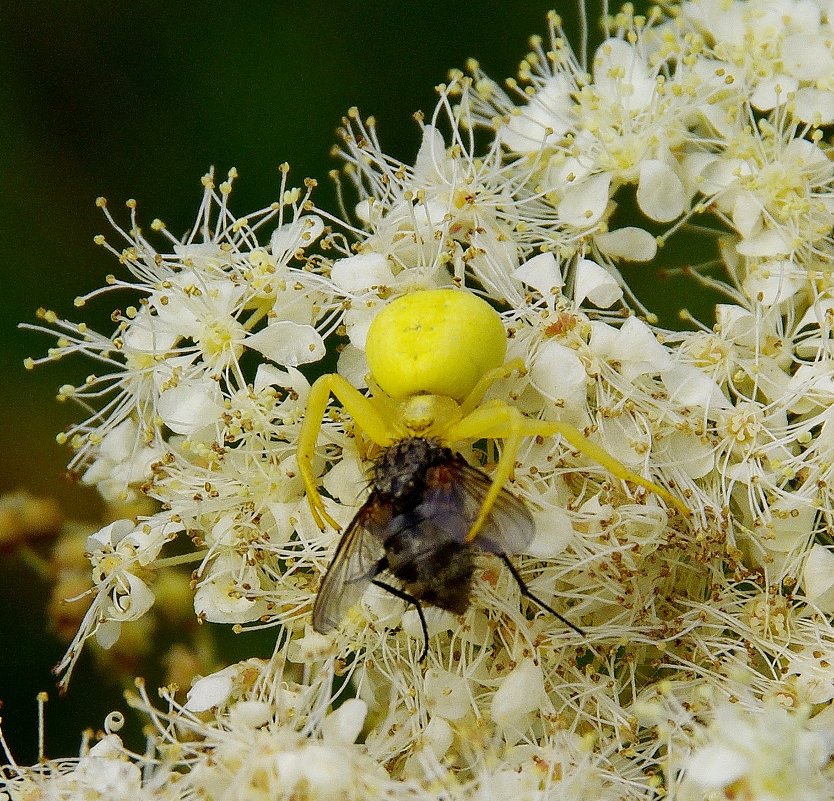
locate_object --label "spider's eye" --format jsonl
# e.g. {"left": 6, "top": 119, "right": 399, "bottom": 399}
{"left": 365, "top": 289, "right": 506, "bottom": 400}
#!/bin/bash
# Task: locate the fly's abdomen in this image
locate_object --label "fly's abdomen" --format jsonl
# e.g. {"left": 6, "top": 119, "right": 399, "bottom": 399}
{"left": 412, "top": 542, "right": 475, "bottom": 614}
{"left": 385, "top": 521, "right": 475, "bottom": 615}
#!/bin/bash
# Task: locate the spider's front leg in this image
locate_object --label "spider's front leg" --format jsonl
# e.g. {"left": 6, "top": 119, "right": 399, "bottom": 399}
{"left": 297, "top": 373, "right": 394, "bottom": 531}
{"left": 445, "top": 401, "right": 528, "bottom": 543}
{"left": 447, "top": 400, "right": 689, "bottom": 542}
{"left": 534, "top": 417, "right": 690, "bottom": 517}
{"left": 457, "top": 357, "right": 527, "bottom": 417}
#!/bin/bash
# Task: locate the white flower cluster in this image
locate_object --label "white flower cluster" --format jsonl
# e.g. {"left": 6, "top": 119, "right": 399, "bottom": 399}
{"left": 10, "top": 2, "right": 834, "bottom": 799}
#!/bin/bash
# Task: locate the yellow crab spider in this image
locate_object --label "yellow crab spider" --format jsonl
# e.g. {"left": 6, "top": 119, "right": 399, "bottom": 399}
{"left": 297, "top": 288, "right": 689, "bottom": 540}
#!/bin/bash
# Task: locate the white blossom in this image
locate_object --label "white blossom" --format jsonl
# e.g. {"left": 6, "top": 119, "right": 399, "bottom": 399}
{"left": 679, "top": 702, "right": 834, "bottom": 801}
{"left": 16, "top": 3, "right": 834, "bottom": 800}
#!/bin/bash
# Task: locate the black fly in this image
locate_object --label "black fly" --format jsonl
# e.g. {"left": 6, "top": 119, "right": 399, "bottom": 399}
{"left": 312, "top": 437, "right": 584, "bottom": 660}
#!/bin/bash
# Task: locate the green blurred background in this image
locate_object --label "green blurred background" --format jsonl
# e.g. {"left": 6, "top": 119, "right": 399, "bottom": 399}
{"left": 0, "top": 0, "right": 707, "bottom": 766}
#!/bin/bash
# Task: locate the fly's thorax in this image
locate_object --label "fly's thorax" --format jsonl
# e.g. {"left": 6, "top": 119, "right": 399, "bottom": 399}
{"left": 371, "top": 437, "right": 454, "bottom": 509}
{"left": 396, "top": 394, "right": 461, "bottom": 438}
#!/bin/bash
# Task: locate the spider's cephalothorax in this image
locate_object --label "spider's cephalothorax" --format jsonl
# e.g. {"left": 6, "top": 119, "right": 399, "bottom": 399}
{"left": 297, "top": 288, "right": 688, "bottom": 658}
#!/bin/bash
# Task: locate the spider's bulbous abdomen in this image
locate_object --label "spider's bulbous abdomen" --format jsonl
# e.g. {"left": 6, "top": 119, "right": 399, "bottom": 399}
{"left": 365, "top": 289, "right": 507, "bottom": 401}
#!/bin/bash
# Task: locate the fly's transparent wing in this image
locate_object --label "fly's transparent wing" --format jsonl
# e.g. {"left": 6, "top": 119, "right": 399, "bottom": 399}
{"left": 312, "top": 505, "right": 386, "bottom": 633}
{"left": 420, "top": 458, "right": 536, "bottom": 555}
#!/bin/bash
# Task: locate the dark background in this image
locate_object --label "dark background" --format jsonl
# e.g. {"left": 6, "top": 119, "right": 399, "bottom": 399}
{"left": 0, "top": 1, "right": 705, "bottom": 765}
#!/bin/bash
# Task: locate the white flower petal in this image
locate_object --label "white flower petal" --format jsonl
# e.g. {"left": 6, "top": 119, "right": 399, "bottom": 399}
{"left": 322, "top": 451, "right": 365, "bottom": 505}
{"left": 194, "top": 558, "right": 265, "bottom": 624}
{"left": 499, "top": 76, "right": 573, "bottom": 152}
{"left": 336, "top": 343, "right": 369, "bottom": 388}
{"left": 595, "top": 227, "right": 657, "bottom": 262}
{"left": 246, "top": 321, "right": 325, "bottom": 366}
{"left": 228, "top": 701, "right": 272, "bottom": 729}
{"left": 701, "top": 157, "right": 751, "bottom": 196}
{"left": 590, "top": 317, "right": 673, "bottom": 377}
{"left": 158, "top": 382, "right": 224, "bottom": 435}
{"left": 96, "top": 419, "right": 141, "bottom": 463}
{"left": 593, "top": 39, "right": 655, "bottom": 110}
{"left": 402, "top": 605, "right": 458, "bottom": 641}
{"left": 530, "top": 341, "right": 588, "bottom": 411}
{"left": 658, "top": 430, "right": 716, "bottom": 479}
{"left": 574, "top": 258, "right": 623, "bottom": 308}
{"left": 803, "top": 544, "right": 834, "bottom": 612}
{"left": 687, "top": 743, "right": 749, "bottom": 788}
{"left": 546, "top": 149, "right": 592, "bottom": 186}
{"left": 716, "top": 304, "right": 757, "bottom": 346}
{"left": 127, "top": 519, "right": 179, "bottom": 565}
{"left": 286, "top": 626, "right": 339, "bottom": 663}
{"left": 681, "top": 151, "right": 719, "bottom": 191}
{"left": 76, "top": 736, "right": 142, "bottom": 795}
{"left": 491, "top": 659, "right": 545, "bottom": 727}
{"left": 786, "top": 364, "right": 834, "bottom": 413}
{"left": 783, "top": 0, "right": 822, "bottom": 31}
{"left": 732, "top": 190, "right": 762, "bottom": 238}
{"left": 755, "top": 502, "right": 816, "bottom": 553}
{"left": 424, "top": 668, "right": 471, "bottom": 721}
{"left": 253, "top": 364, "right": 310, "bottom": 403}
{"left": 527, "top": 505, "right": 574, "bottom": 557}
{"left": 361, "top": 582, "right": 405, "bottom": 627}
{"left": 421, "top": 717, "right": 454, "bottom": 760}
{"left": 742, "top": 260, "right": 806, "bottom": 306}
{"left": 512, "top": 252, "right": 564, "bottom": 296}
{"left": 736, "top": 229, "right": 792, "bottom": 257}
{"left": 786, "top": 136, "right": 830, "bottom": 167}
{"left": 253, "top": 363, "right": 288, "bottom": 392}
{"left": 636, "top": 160, "right": 686, "bottom": 222}
{"left": 343, "top": 304, "right": 377, "bottom": 350}
{"left": 596, "top": 415, "right": 647, "bottom": 467}
{"left": 109, "top": 573, "right": 155, "bottom": 621}
{"left": 793, "top": 88, "right": 834, "bottom": 124}
{"left": 414, "top": 124, "right": 447, "bottom": 181}
{"left": 270, "top": 214, "right": 324, "bottom": 257}
{"left": 94, "top": 620, "right": 122, "bottom": 650}
{"left": 321, "top": 699, "right": 368, "bottom": 745}
{"left": 86, "top": 519, "right": 135, "bottom": 552}
{"left": 662, "top": 364, "right": 731, "bottom": 410}
{"left": 121, "top": 307, "right": 180, "bottom": 352}
{"left": 750, "top": 75, "right": 798, "bottom": 110}
{"left": 354, "top": 198, "right": 373, "bottom": 223}
{"left": 558, "top": 173, "right": 611, "bottom": 227}
{"left": 330, "top": 252, "right": 394, "bottom": 292}
{"left": 185, "top": 666, "right": 237, "bottom": 711}
{"left": 782, "top": 33, "right": 834, "bottom": 81}
{"left": 786, "top": 650, "right": 834, "bottom": 704}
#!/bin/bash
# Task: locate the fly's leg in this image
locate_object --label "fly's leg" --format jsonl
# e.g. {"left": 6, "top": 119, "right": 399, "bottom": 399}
{"left": 500, "top": 555, "right": 585, "bottom": 636}
{"left": 372, "top": 579, "right": 430, "bottom": 662}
